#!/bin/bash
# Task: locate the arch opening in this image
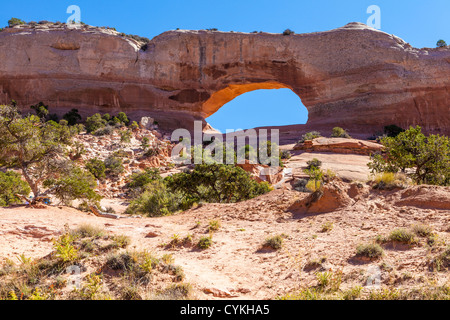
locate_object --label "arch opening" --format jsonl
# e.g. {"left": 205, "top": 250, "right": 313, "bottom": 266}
{"left": 204, "top": 85, "right": 308, "bottom": 133}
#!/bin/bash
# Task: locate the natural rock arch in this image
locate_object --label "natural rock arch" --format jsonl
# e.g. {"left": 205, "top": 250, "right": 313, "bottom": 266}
{"left": 0, "top": 22, "right": 448, "bottom": 138}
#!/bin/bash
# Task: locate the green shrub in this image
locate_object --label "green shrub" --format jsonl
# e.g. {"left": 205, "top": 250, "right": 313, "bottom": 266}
{"left": 411, "top": 224, "right": 433, "bottom": 237}
{"left": 263, "top": 235, "right": 283, "bottom": 250}
{"left": 197, "top": 236, "right": 213, "bottom": 249}
{"left": 280, "top": 149, "right": 292, "bottom": 160}
{"left": 283, "top": 29, "right": 295, "bottom": 35}
{"left": 93, "top": 125, "right": 114, "bottom": 136}
{"left": 306, "top": 158, "right": 322, "bottom": 170}
{"left": 119, "top": 129, "right": 132, "bottom": 144}
{"left": 0, "top": 171, "right": 31, "bottom": 207}
{"left": 293, "top": 178, "right": 309, "bottom": 192}
{"left": 63, "top": 109, "right": 82, "bottom": 126}
{"left": 30, "top": 102, "right": 49, "bottom": 121}
{"left": 116, "top": 112, "right": 130, "bottom": 126}
{"left": 8, "top": 18, "right": 25, "bottom": 27}
{"left": 331, "top": 127, "right": 351, "bottom": 138}
{"left": 368, "top": 126, "right": 450, "bottom": 186}
{"left": 126, "top": 180, "right": 192, "bottom": 217}
{"left": 104, "top": 155, "right": 124, "bottom": 177}
{"left": 166, "top": 164, "right": 272, "bottom": 204}
{"left": 299, "top": 131, "right": 321, "bottom": 143}
{"left": 126, "top": 168, "right": 161, "bottom": 196}
{"left": 85, "top": 114, "right": 107, "bottom": 133}
{"left": 356, "top": 243, "right": 384, "bottom": 259}
{"left": 388, "top": 228, "right": 417, "bottom": 244}
{"left": 85, "top": 158, "right": 106, "bottom": 180}
{"left": 44, "top": 167, "right": 101, "bottom": 206}
{"left": 437, "top": 39, "right": 447, "bottom": 48}
{"left": 53, "top": 233, "right": 78, "bottom": 262}
{"left": 208, "top": 220, "right": 221, "bottom": 232}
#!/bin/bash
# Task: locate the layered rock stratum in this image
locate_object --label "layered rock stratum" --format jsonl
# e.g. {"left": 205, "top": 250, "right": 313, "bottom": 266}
{"left": 0, "top": 22, "right": 449, "bottom": 136}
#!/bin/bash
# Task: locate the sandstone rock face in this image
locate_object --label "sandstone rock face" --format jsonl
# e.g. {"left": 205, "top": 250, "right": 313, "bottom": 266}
{"left": 294, "top": 137, "right": 384, "bottom": 155}
{"left": 0, "top": 22, "right": 448, "bottom": 136}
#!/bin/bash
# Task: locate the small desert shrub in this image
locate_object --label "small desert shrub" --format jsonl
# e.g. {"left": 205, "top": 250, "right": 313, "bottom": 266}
{"left": 299, "top": 131, "right": 321, "bottom": 143}
{"left": 104, "top": 155, "right": 124, "bottom": 177}
{"left": 125, "top": 168, "right": 161, "bottom": 196}
{"left": 70, "top": 224, "right": 104, "bottom": 239}
{"left": 197, "top": 236, "right": 213, "bottom": 250}
{"left": 157, "top": 283, "right": 192, "bottom": 300}
{"left": 411, "top": 224, "right": 433, "bottom": 237}
{"left": 112, "top": 235, "right": 131, "bottom": 249}
{"left": 306, "top": 179, "right": 321, "bottom": 192}
{"left": 356, "top": 243, "right": 384, "bottom": 259}
{"left": 93, "top": 125, "right": 114, "bottom": 136}
{"left": 263, "top": 235, "right": 283, "bottom": 250}
{"left": 293, "top": 178, "right": 309, "bottom": 192}
{"left": 331, "top": 127, "right": 351, "bottom": 138}
{"left": 283, "top": 29, "right": 295, "bottom": 35}
{"left": 320, "top": 222, "right": 334, "bottom": 233}
{"left": 119, "top": 129, "right": 132, "bottom": 144}
{"left": 208, "top": 220, "right": 221, "bottom": 232}
{"left": 85, "top": 113, "right": 107, "bottom": 133}
{"left": 126, "top": 180, "right": 191, "bottom": 217}
{"left": 53, "top": 233, "right": 78, "bottom": 263}
{"left": 8, "top": 18, "right": 25, "bottom": 27}
{"left": 306, "top": 158, "right": 322, "bottom": 170}
{"left": 388, "top": 228, "right": 417, "bottom": 245}
{"left": 430, "top": 247, "right": 450, "bottom": 271}
{"left": 372, "top": 172, "right": 410, "bottom": 190}
{"left": 315, "top": 270, "right": 342, "bottom": 292}
{"left": 280, "top": 149, "right": 292, "bottom": 160}
{"left": 85, "top": 158, "right": 106, "bottom": 180}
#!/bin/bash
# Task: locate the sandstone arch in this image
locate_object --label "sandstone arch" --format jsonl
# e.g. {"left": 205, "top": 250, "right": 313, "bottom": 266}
{"left": 0, "top": 22, "right": 448, "bottom": 138}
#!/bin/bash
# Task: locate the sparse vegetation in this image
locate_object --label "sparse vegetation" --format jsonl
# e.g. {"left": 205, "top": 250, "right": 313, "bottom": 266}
{"left": 371, "top": 172, "right": 410, "bottom": 190}
{"left": 387, "top": 228, "right": 418, "bottom": 245}
{"left": 437, "top": 39, "right": 447, "bottom": 48}
{"left": 0, "top": 170, "right": 31, "bottom": 207}
{"left": 263, "top": 235, "right": 283, "bottom": 250}
{"left": 299, "top": 131, "right": 322, "bottom": 143}
{"left": 320, "top": 222, "right": 334, "bottom": 233}
{"left": 208, "top": 220, "right": 221, "bottom": 232}
{"left": 197, "top": 236, "right": 213, "bottom": 249}
{"left": 356, "top": 243, "right": 384, "bottom": 259}
{"left": 283, "top": 29, "right": 295, "bottom": 35}
{"left": 0, "top": 104, "right": 84, "bottom": 202}
{"left": 331, "top": 127, "right": 351, "bottom": 138}
{"left": 8, "top": 18, "right": 25, "bottom": 27}
{"left": 368, "top": 126, "right": 450, "bottom": 186}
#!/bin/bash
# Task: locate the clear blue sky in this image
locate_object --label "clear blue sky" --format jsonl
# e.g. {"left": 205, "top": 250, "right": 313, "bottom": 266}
{"left": 1, "top": 0, "right": 449, "bottom": 132}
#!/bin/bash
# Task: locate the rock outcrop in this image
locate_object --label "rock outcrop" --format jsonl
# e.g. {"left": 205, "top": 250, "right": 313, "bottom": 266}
{"left": 294, "top": 137, "right": 384, "bottom": 155}
{"left": 0, "top": 22, "right": 449, "bottom": 136}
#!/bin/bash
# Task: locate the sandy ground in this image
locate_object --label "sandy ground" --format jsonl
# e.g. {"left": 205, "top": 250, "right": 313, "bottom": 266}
{"left": 1, "top": 152, "right": 449, "bottom": 299}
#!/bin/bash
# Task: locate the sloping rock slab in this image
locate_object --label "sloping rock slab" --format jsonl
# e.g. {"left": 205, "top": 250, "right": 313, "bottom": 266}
{"left": 294, "top": 138, "right": 383, "bottom": 155}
